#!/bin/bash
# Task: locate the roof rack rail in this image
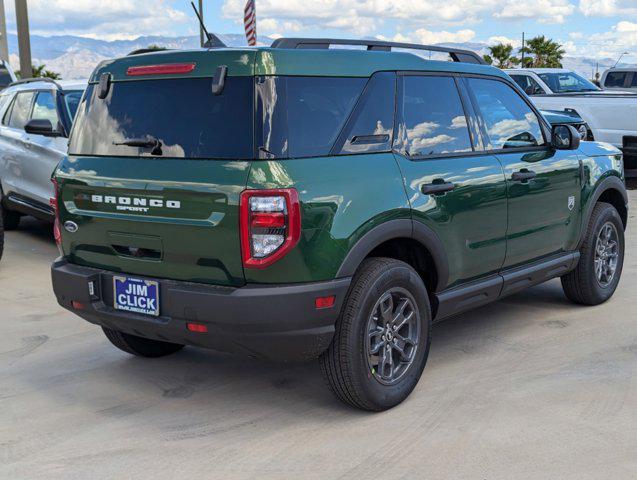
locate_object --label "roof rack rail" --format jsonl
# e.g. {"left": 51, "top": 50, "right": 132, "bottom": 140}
{"left": 9, "top": 77, "right": 62, "bottom": 89}
{"left": 270, "top": 38, "right": 486, "bottom": 65}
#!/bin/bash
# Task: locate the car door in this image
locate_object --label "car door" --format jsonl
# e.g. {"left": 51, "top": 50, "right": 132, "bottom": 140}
{"left": 464, "top": 76, "right": 581, "bottom": 269}
{"left": 392, "top": 73, "right": 508, "bottom": 289}
{"left": 0, "top": 90, "right": 36, "bottom": 199}
{"left": 22, "top": 90, "right": 67, "bottom": 206}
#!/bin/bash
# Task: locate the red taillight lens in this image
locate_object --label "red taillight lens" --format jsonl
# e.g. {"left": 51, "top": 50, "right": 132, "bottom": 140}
{"left": 240, "top": 189, "right": 301, "bottom": 268}
{"left": 50, "top": 178, "right": 61, "bottom": 247}
{"left": 187, "top": 323, "right": 208, "bottom": 333}
{"left": 126, "top": 63, "right": 196, "bottom": 76}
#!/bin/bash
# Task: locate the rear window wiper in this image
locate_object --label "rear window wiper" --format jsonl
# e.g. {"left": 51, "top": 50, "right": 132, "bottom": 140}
{"left": 114, "top": 136, "right": 163, "bottom": 155}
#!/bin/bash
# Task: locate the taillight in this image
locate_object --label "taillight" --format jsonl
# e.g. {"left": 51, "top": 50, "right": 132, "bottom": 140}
{"left": 50, "top": 178, "right": 61, "bottom": 247}
{"left": 240, "top": 189, "right": 301, "bottom": 268}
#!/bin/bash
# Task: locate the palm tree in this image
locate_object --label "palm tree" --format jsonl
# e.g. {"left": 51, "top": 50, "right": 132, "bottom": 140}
{"left": 16, "top": 64, "right": 61, "bottom": 80}
{"left": 525, "top": 36, "right": 565, "bottom": 68}
{"left": 488, "top": 43, "right": 515, "bottom": 69}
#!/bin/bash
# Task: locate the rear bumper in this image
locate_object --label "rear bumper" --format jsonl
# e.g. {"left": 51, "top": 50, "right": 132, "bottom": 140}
{"left": 51, "top": 259, "right": 350, "bottom": 361}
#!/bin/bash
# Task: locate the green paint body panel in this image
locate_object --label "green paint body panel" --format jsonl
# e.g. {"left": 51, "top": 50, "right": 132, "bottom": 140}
{"left": 55, "top": 47, "right": 627, "bottom": 299}
{"left": 395, "top": 153, "right": 508, "bottom": 287}
{"left": 55, "top": 156, "right": 250, "bottom": 287}
{"left": 496, "top": 148, "right": 582, "bottom": 268}
{"left": 244, "top": 154, "right": 410, "bottom": 284}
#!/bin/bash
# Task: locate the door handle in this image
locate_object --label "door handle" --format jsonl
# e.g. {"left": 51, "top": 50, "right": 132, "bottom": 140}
{"left": 511, "top": 170, "right": 537, "bottom": 182}
{"left": 421, "top": 180, "right": 455, "bottom": 195}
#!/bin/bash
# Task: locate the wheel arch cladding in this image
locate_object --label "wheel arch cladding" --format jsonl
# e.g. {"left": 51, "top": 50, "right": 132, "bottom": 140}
{"left": 335, "top": 219, "right": 449, "bottom": 293}
{"left": 580, "top": 176, "right": 627, "bottom": 249}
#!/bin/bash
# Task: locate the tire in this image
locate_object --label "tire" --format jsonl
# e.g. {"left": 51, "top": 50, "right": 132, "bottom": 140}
{"left": 320, "top": 258, "right": 432, "bottom": 411}
{"left": 0, "top": 203, "right": 21, "bottom": 231}
{"left": 561, "top": 202, "right": 625, "bottom": 305}
{"left": 102, "top": 327, "right": 185, "bottom": 358}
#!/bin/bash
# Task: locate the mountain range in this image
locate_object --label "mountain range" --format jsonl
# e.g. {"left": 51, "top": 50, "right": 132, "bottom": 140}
{"left": 5, "top": 33, "right": 630, "bottom": 80}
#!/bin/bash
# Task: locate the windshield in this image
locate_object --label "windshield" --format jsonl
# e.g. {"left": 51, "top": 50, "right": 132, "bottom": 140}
{"left": 538, "top": 72, "right": 600, "bottom": 93}
{"left": 69, "top": 77, "right": 254, "bottom": 159}
{"left": 63, "top": 90, "right": 84, "bottom": 120}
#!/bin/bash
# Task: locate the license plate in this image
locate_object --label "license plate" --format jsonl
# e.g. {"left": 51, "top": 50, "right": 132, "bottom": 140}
{"left": 113, "top": 276, "right": 160, "bottom": 317}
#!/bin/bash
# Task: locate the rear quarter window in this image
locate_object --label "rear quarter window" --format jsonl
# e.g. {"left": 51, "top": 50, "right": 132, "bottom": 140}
{"left": 256, "top": 76, "right": 366, "bottom": 158}
{"left": 605, "top": 72, "right": 627, "bottom": 88}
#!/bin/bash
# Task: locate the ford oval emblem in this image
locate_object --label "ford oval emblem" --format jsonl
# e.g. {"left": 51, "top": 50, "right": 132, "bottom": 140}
{"left": 64, "top": 221, "right": 79, "bottom": 233}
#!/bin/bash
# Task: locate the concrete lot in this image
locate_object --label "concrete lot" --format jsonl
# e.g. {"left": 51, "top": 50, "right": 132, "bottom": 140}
{"left": 1, "top": 193, "right": 636, "bottom": 480}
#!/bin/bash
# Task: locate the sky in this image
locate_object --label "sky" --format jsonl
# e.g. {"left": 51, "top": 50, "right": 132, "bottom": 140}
{"left": 2, "top": 0, "right": 637, "bottom": 62}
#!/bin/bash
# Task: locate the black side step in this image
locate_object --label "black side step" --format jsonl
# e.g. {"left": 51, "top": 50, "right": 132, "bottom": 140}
{"left": 434, "top": 251, "right": 580, "bottom": 322}
{"left": 4, "top": 193, "right": 54, "bottom": 222}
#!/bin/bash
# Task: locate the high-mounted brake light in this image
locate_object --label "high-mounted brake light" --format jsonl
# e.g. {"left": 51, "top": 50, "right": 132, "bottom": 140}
{"left": 240, "top": 189, "right": 301, "bottom": 268}
{"left": 126, "top": 63, "right": 196, "bottom": 76}
{"left": 50, "top": 178, "right": 61, "bottom": 248}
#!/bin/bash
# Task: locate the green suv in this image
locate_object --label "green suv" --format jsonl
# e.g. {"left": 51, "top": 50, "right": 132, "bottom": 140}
{"left": 51, "top": 39, "right": 628, "bottom": 411}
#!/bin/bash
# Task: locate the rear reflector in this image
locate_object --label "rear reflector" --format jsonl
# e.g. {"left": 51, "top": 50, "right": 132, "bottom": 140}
{"left": 71, "top": 301, "right": 85, "bottom": 310}
{"left": 126, "top": 63, "right": 196, "bottom": 76}
{"left": 315, "top": 295, "right": 336, "bottom": 309}
{"left": 187, "top": 323, "right": 208, "bottom": 333}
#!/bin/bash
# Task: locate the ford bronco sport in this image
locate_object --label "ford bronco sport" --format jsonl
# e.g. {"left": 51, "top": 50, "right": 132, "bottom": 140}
{"left": 51, "top": 39, "right": 627, "bottom": 411}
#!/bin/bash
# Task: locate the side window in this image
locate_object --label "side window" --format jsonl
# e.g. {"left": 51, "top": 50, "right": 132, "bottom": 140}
{"left": 395, "top": 75, "right": 473, "bottom": 157}
{"left": 31, "top": 91, "right": 60, "bottom": 128}
{"left": 631, "top": 73, "right": 637, "bottom": 88}
{"left": 2, "top": 93, "right": 15, "bottom": 125}
{"left": 510, "top": 75, "right": 544, "bottom": 95}
{"left": 7, "top": 91, "right": 35, "bottom": 130}
{"left": 467, "top": 78, "right": 545, "bottom": 150}
{"left": 337, "top": 72, "right": 395, "bottom": 154}
{"left": 604, "top": 72, "right": 627, "bottom": 88}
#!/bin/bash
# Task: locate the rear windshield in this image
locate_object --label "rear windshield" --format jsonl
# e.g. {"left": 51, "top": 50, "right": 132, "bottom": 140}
{"left": 69, "top": 77, "right": 254, "bottom": 159}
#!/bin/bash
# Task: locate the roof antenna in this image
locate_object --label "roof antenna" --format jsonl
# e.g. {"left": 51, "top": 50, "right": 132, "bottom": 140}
{"left": 190, "top": 1, "right": 226, "bottom": 48}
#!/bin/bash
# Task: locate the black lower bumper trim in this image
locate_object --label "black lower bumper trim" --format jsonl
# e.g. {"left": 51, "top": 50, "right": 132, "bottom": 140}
{"left": 51, "top": 259, "right": 351, "bottom": 361}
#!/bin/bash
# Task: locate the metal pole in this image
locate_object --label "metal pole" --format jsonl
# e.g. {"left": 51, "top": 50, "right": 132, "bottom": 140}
{"left": 14, "top": 0, "right": 31, "bottom": 78}
{"left": 198, "top": 0, "right": 204, "bottom": 48}
{"left": 0, "top": 0, "right": 9, "bottom": 63}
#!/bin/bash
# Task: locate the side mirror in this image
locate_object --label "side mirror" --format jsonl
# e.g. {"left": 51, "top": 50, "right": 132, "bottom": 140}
{"left": 24, "top": 119, "right": 59, "bottom": 137}
{"left": 551, "top": 124, "right": 580, "bottom": 151}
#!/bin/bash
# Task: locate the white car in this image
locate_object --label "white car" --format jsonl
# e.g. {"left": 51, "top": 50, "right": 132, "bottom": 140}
{"left": 0, "top": 78, "right": 86, "bottom": 231}
{"left": 600, "top": 68, "right": 637, "bottom": 92}
{"left": 506, "top": 68, "right": 637, "bottom": 168}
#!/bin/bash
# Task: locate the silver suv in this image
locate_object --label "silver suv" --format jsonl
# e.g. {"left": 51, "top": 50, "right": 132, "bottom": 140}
{"left": 0, "top": 78, "right": 86, "bottom": 232}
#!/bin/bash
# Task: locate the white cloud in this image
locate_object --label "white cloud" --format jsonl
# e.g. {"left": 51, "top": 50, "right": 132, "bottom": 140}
{"left": 382, "top": 28, "right": 476, "bottom": 45}
{"left": 580, "top": 0, "right": 637, "bottom": 17}
{"left": 574, "top": 21, "right": 637, "bottom": 59}
{"left": 493, "top": 0, "right": 575, "bottom": 24}
{"left": 488, "top": 36, "right": 521, "bottom": 47}
{"left": 222, "top": 0, "right": 576, "bottom": 34}
{"left": 4, "top": 0, "right": 189, "bottom": 40}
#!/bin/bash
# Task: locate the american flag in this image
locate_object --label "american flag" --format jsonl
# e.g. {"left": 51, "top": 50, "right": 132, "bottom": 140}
{"left": 244, "top": 0, "right": 257, "bottom": 46}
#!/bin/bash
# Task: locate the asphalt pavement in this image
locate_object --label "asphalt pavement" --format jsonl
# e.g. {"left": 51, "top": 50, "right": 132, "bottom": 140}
{"left": 1, "top": 192, "right": 636, "bottom": 479}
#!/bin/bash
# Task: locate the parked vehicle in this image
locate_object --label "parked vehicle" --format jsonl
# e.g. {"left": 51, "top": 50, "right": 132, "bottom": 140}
{"left": 0, "top": 60, "right": 17, "bottom": 90}
{"left": 0, "top": 78, "right": 86, "bottom": 231}
{"left": 507, "top": 68, "right": 637, "bottom": 168}
{"left": 600, "top": 68, "right": 637, "bottom": 92}
{"left": 51, "top": 40, "right": 627, "bottom": 411}
{"left": 541, "top": 109, "right": 593, "bottom": 141}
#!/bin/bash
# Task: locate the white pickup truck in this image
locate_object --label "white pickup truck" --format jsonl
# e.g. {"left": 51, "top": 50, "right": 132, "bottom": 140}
{"left": 507, "top": 68, "right": 637, "bottom": 168}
